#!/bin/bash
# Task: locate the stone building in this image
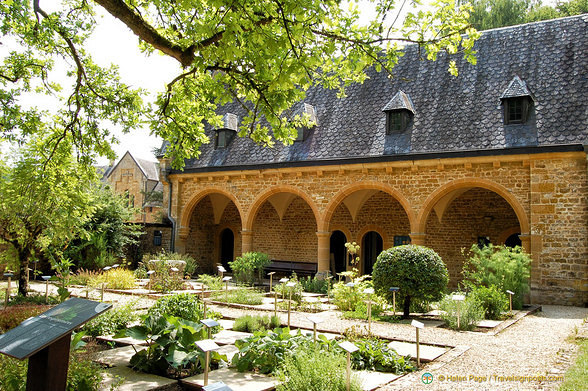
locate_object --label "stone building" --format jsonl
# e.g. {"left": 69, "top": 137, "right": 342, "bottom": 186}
{"left": 103, "top": 151, "right": 164, "bottom": 224}
{"left": 158, "top": 16, "right": 587, "bottom": 306}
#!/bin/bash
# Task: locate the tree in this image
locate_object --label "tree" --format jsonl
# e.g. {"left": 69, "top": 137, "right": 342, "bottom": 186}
{"left": 0, "top": 140, "right": 95, "bottom": 295}
{"left": 1, "top": 0, "right": 479, "bottom": 169}
{"left": 466, "top": 0, "right": 587, "bottom": 30}
{"left": 64, "top": 185, "right": 142, "bottom": 270}
{"left": 468, "top": 0, "right": 530, "bottom": 30}
{"left": 372, "top": 245, "right": 448, "bottom": 318}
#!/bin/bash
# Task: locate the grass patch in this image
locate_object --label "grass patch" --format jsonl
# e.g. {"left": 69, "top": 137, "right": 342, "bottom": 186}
{"left": 560, "top": 337, "right": 588, "bottom": 391}
{"left": 212, "top": 288, "right": 264, "bottom": 305}
{"left": 233, "top": 315, "right": 281, "bottom": 332}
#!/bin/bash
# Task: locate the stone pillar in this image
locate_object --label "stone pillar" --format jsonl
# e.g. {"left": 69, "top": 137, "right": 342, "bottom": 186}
{"left": 241, "top": 229, "right": 253, "bottom": 254}
{"left": 409, "top": 233, "right": 426, "bottom": 246}
{"left": 316, "top": 231, "right": 330, "bottom": 272}
{"left": 176, "top": 226, "right": 189, "bottom": 253}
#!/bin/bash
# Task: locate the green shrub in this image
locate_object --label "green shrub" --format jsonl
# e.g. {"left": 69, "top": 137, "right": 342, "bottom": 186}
{"left": 0, "top": 305, "right": 52, "bottom": 333}
{"left": 439, "top": 292, "right": 484, "bottom": 331}
{"left": 229, "top": 252, "right": 271, "bottom": 285}
{"left": 349, "top": 339, "right": 415, "bottom": 373}
{"left": 469, "top": 285, "right": 508, "bottom": 319}
{"left": 198, "top": 274, "right": 223, "bottom": 291}
{"left": 145, "top": 261, "right": 184, "bottom": 293}
{"left": 69, "top": 268, "right": 102, "bottom": 286}
{"left": 341, "top": 297, "right": 386, "bottom": 321}
{"left": 116, "top": 313, "right": 226, "bottom": 378}
{"left": 299, "top": 276, "right": 329, "bottom": 294}
{"left": 373, "top": 245, "right": 448, "bottom": 318}
{"left": 7, "top": 293, "right": 60, "bottom": 306}
{"left": 0, "top": 354, "right": 107, "bottom": 391}
{"left": 462, "top": 244, "right": 531, "bottom": 309}
{"left": 277, "top": 346, "right": 362, "bottom": 391}
{"left": 134, "top": 262, "right": 148, "bottom": 279}
{"left": 233, "top": 315, "right": 281, "bottom": 333}
{"left": 274, "top": 273, "right": 303, "bottom": 303}
{"left": 331, "top": 270, "right": 374, "bottom": 312}
{"left": 212, "top": 288, "right": 264, "bottom": 305}
{"left": 88, "top": 268, "right": 137, "bottom": 290}
{"left": 143, "top": 251, "right": 198, "bottom": 277}
{"left": 82, "top": 302, "right": 137, "bottom": 337}
{"left": 148, "top": 293, "right": 220, "bottom": 323}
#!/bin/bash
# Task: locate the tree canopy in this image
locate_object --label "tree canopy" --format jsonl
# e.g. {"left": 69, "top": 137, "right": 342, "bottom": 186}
{"left": 1, "top": 0, "right": 480, "bottom": 169}
{"left": 467, "top": 0, "right": 587, "bottom": 30}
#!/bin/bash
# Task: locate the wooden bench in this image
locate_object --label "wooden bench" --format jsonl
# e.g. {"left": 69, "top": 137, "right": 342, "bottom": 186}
{"left": 264, "top": 260, "right": 317, "bottom": 278}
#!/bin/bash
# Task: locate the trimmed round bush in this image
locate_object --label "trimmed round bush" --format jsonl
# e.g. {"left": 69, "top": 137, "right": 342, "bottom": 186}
{"left": 372, "top": 245, "right": 448, "bottom": 318}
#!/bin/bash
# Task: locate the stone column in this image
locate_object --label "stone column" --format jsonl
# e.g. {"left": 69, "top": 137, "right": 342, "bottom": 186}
{"left": 409, "top": 233, "right": 426, "bottom": 246}
{"left": 241, "top": 229, "right": 253, "bottom": 254}
{"left": 175, "top": 226, "right": 189, "bottom": 253}
{"left": 316, "top": 231, "right": 331, "bottom": 272}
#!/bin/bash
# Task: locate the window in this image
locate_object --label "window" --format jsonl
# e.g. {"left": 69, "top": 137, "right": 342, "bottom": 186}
{"left": 477, "top": 236, "right": 491, "bottom": 248}
{"left": 153, "top": 230, "right": 162, "bottom": 246}
{"left": 386, "top": 110, "right": 410, "bottom": 134}
{"left": 394, "top": 235, "right": 411, "bottom": 246}
{"left": 295, "top": 128, "right": 305, "bottom": 141}
{"left": 504, "top": 97, "right": 530, "bottom": 124}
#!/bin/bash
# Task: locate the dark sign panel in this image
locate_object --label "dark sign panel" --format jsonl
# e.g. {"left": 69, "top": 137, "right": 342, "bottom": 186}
{"left": 0, "top": 298, "right": 111, "bottom": 360}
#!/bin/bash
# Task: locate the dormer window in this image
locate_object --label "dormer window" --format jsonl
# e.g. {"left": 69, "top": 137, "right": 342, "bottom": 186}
{"left": 214, "top": 113, "right": 238, "bottom": 149}
{"left": 501, "top": 76, "right": 535, "bottom": 125}
{"left": 382, "top": 90, "right": 415, "bottom": 134}
{"left": 294, "top": 103, "right": 317, "bottom": 142}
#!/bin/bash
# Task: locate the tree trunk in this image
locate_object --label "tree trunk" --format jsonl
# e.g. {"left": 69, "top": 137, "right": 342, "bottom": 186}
{"left": 17, "top": 249, "right": 30, "bottom": 296}
{"left": 403, "top": 295, "right": 411, "bottom": 319}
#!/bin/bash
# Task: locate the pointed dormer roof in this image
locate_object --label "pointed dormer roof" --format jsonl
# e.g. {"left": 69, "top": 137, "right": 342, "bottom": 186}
{"left": 501, "top": 75, "right": 535, "bottom": 101}
{"left": 382, "top": 90, "right": 415, "bottom": 113}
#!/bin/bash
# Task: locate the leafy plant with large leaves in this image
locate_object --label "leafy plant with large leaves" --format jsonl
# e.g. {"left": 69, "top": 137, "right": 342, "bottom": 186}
{"left": 115, "top": 313, "right": 227, "bottom": 378}
{"left": 1, "top": 0, "right": 479, "bottom": 169}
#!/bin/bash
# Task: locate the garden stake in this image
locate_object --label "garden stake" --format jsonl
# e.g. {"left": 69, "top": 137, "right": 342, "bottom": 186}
{"left": 346, "top": 351, "right": 351, "bottom": 391}
{"left": 42, "top": 276, "right": 51, "bottom": 303}
{"left": 274, "top": 291, "right": 278, "bottom": 318}
{"left": 268, "top": 271, "right": 275, "bottom": 293}
{"left": 4, "top": 274, "right": 12, "bottom": 307}
{"left": 452, "top": 294, "right": 465, "bottom": 329}
{"left": 287, "top": 289, "right": 292, "bottom": 328}
{"left": 389, "top": 287, "right": 399, "bottom": 317}
{"left": 338, "top": 341, "right": 358, "bottom": 391}
{"left": 203, "top": 300, "right": 207, "bottom": 319}
{"left": 506, "top": 290, "right": 514, "bottom": 315}
{"left": 204, "top": 351, "right": 210, "bottom": 386}
{"left": 363, "top": 288, "right": 374, "bottom": 333}
{"left": 101, "top": 282, "right": 106, "bottom": 302}
{"left": 411, "top": 320, "right": 424, "bottom": 367}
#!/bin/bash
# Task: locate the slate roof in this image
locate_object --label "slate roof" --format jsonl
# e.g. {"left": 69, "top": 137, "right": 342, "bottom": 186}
{"left": 382, "top": 90, "right": 416, "bottom": 113}
{"left": 174, "top": 15, "right": 588, "bottom": 172}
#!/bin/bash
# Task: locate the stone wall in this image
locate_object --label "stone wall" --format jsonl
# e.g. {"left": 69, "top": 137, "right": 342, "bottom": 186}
{"left": 166, "top": 151, "right": 587, "bottom": 306}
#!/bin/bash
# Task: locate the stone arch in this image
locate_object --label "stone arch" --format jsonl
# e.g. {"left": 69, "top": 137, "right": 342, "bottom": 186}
{"left": 179, "top": 187, "right": 244, "bottom": 231}
{"left": 321, "top": 181, "right": 416, "bottom": 232}
{"left": 244, "top": 185, "right": 320, "bottom": 231}
{"left": 329, "top": 225, "right": 353, "bottom": 244}
{"left": 416, "top": 178, "right": 529, "bottom": 234}
{"left": 357, "top": 225, "right": 389, "bottom": 250}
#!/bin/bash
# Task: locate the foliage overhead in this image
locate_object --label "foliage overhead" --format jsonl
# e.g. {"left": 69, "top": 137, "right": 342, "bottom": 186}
{"left": 466, "top": 0, "right": 587, "bottom": 30}
{"left": 1, "top": 0, "right": 479, "bottom": 169}
{"left": 372, "top": 245, "right": 449, "bottom": 318}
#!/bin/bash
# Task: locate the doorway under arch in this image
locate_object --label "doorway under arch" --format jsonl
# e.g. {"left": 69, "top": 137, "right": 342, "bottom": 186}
{"left": 220, "top": 228, "right": 234, "bottom": 270}
{"left": 362, "top": 231, "right": 383, "bottom": 275}
{"left": 330, "top": 230, "right": 347, "bottom": 275}
{"left": 505, "top": 233, "right": 522, "bottom": 248}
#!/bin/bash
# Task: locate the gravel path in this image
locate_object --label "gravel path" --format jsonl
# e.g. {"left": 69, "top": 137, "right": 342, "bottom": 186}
{"left": 212, "top": 303, "right": 587, "bottom": 391}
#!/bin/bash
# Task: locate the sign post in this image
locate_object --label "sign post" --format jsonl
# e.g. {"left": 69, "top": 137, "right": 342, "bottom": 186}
{"left": 4, "top": 272, "right": 14, "bottom": 307}
{"left": 307, "top": 316, "right": 323, "bottom": 343}
{"left": 222, "top": 276, "right": 232, "bottom": 303}
{"left": 286, "top": 282, "right": 296, "bottom": 328}
{"left": 0, "top": 298, "right": 111, "bottom": 391}
{"left": 267, "top": 272, "right": 275, "bottom": 293}
{"left": 42, "top": 276, "right": 51, "bottom": 303}
{"left": 363, "top": 288, "right": 374, "bottom": 333}
{"left": 506, "top": 290, "right": 514, "bottom": 315}
{"left": 338, "top": 341, "right": 359, "bottom": 391}
{"left": 411, "top": 319, "right": 424, "bottom": 367}
{"left": 201, "top": 319, "right": 220, "bottom": 339}
{"left": 217, "top": 265, "right": 226, "bottom": 279}
{"left": 452, "top": 294, "right": 465, "bottom": 329}
{"left": 279, "top": 278, "right": 289, "bottom": 301}
{"left": 389, "top": 287, "right": 399, "bottom": 316}
{"left": 195, "top": 339, "right": 220, "bottom": 386}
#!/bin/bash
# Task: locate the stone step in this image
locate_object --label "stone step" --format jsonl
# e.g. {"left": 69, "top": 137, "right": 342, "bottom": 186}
{"left": 356, "top": 370, "right": 401, "bottom": 391}
{"left": 101, "top": 365, "right": 177, "bottom": 391}
{"left": 181, "top": 367, "right": 280, "bottom": 391}
{"left": 92, "top": 345, "right": 145, "bottom": 367}
{"left": 388, "top": 341, "right": 447, "bottom": 362}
